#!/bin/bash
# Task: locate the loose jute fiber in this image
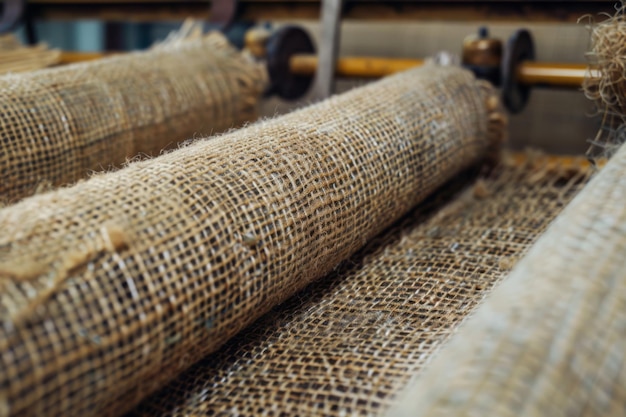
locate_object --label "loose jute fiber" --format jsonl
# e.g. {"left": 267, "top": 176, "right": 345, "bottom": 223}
{"left": 0, "top": 65, "right": 503, "bottom": 417}
{"left": 583, "top": 2, "right": 626, "bottom": 156}
{"left": 127, "top": 154, "right": 594, "bottom": 417}
{"left": 0, "top": 34, "right": 61, "bottom": 75}
{"left": 0, "top": 31, "right": 266, "bottom": 204}
{"left": 583, "top": 3, "right": 626, "bottom": 120}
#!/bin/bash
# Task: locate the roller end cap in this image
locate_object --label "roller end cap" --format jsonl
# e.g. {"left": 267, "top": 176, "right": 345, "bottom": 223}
{"left": 502, "top": 29, "right": 535, "bottom": 114}
{"left": 265, "top": 26, "right": 316, "bottom": 101}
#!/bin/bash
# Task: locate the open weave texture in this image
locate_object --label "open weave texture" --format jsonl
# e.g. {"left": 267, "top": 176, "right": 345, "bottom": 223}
{"left": 127, "top": 154, "right": 594, "bottom": 417}
{"left": 0, "top": 64, "right": 502, "bottom": 417}
{"left": 390, "top": 143, "right": 626, "bottom": 416}
{"left": 0, "top": 31, "right": 266, "bottom": 204}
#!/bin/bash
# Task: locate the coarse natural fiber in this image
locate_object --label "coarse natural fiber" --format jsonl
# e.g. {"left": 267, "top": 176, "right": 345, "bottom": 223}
{"left": 0, "top": 35, "right": 22, "bottom": 50}
{"left": 389, "top": 141, "right": 626, "bottom": 416}
{"left": 583, "top": 2, "right": 626, "bottom": 156}
{"left": 0, "top": 64, "right": 503, "bottom": 417}
{"left": 127, "top": 153, "right": 594, "bottom": 417}
{"left": 0, "top": 30, "right": 266, "bottom": 204}
{"left": 0, "top": 34, "right": 60, "bottom": 75}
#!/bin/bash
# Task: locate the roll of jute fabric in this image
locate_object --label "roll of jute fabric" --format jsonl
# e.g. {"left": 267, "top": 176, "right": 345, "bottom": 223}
{"left": 127, "top": 154, "right": 595, "bottom": 417}
{"left": 390, "top": 141, "right": 626, "bottom": 416}
{"left": 0, "top": 31, "right": 267, "bottom": 204}
{"left": 0, "top": 64, "right": 504, "bottom": 417}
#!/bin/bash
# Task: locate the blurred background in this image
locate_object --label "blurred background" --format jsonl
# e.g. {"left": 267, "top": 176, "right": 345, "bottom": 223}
{"left": 6, "top": 1, "right": 611, "bottom": 155}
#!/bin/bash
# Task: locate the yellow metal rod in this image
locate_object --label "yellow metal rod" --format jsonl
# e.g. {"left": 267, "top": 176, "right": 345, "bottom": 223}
{"left": 55, "top": 48, "right": 595, "bottom": 90}
{"left": 508, "top": 152, "right": 605, "bottom": 169}
{"left": 289, "top": 54, "right": 594, "bottom": 88}
{"left": 56, "top": 50, "right": 595, "bottom": 90}
{"left": 290, "top": 54, "right": 424, "bottom": 79}
{"left": 516, "top": 61, "right": 592, "bottom": 88}
{"left": 58, "top": 51, "right": 108, "bottom": 64}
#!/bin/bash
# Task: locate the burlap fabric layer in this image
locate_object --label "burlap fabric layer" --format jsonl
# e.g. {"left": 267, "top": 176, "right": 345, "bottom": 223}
{"left": 128, "top": 155, "right": 594, "bottom": 417}
{"left": 387, "top": 7, "right": 626, "bottom": 415}
{"left": 0, "top": 32, "right": 266, "bottom": 204}
{"left": 0, "top": 65, "right": 503, "bottom": 417}
{"left": 390, "top": 142, "right": 626, "bottom": 417}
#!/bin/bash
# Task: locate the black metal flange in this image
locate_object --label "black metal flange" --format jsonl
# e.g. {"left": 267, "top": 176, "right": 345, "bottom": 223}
{"left": 264, "top": 25, "right": 316, "bottom": 101}
{"left": 501, "top": 29, "right": 535, "bottom": 114}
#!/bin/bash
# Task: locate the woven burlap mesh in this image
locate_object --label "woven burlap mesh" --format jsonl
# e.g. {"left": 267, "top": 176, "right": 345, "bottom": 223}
{"left": 0, "top": 31, "right": 267, "bottom": 204}
{"left": 125, "top": 154, "right": 594, "bottom": 417}
{"left": 0, "top": 65, "right": 502, "bottom": 417}
{"left": 384, "top": 7, "right": 626, "bottom": 414}
{"left": 389, "top": 144, "right": 626, "bottom": 417}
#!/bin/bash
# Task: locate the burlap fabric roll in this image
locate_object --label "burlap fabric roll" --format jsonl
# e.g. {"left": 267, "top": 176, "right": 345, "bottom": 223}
{"left": 128, "top": 155, "right": 594, "bottom": 417}
{"left": 0, "top": 64, "right": 503, "bottom": 417}
{"left": 0, "top": 32, "right": 266, "bottom": 204}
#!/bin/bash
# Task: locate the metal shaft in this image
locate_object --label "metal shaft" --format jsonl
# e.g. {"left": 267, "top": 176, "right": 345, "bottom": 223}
{"left": 55, "top": 49, "right": 594, "bottom": 90}
{"left": 311, "top": 0, "right": 343, "bottom": 99}
{"left": 291, "top": 54, "right": 424, "bottom": 79}
{"left": 289, "top": 54, "right": 591, "bottom": 88}
{"left": 516, "top": 61, "right": 591, "bottom": 88}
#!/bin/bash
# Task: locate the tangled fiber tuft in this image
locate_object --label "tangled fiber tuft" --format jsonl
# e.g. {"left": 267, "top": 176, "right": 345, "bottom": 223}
{"left": 583, "top": 1, "right": 626, "bottom": 156}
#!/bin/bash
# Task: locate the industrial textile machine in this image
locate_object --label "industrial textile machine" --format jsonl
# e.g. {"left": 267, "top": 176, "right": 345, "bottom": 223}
{"left": 0, "top": 1, "right": 624, "bottom": 417}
